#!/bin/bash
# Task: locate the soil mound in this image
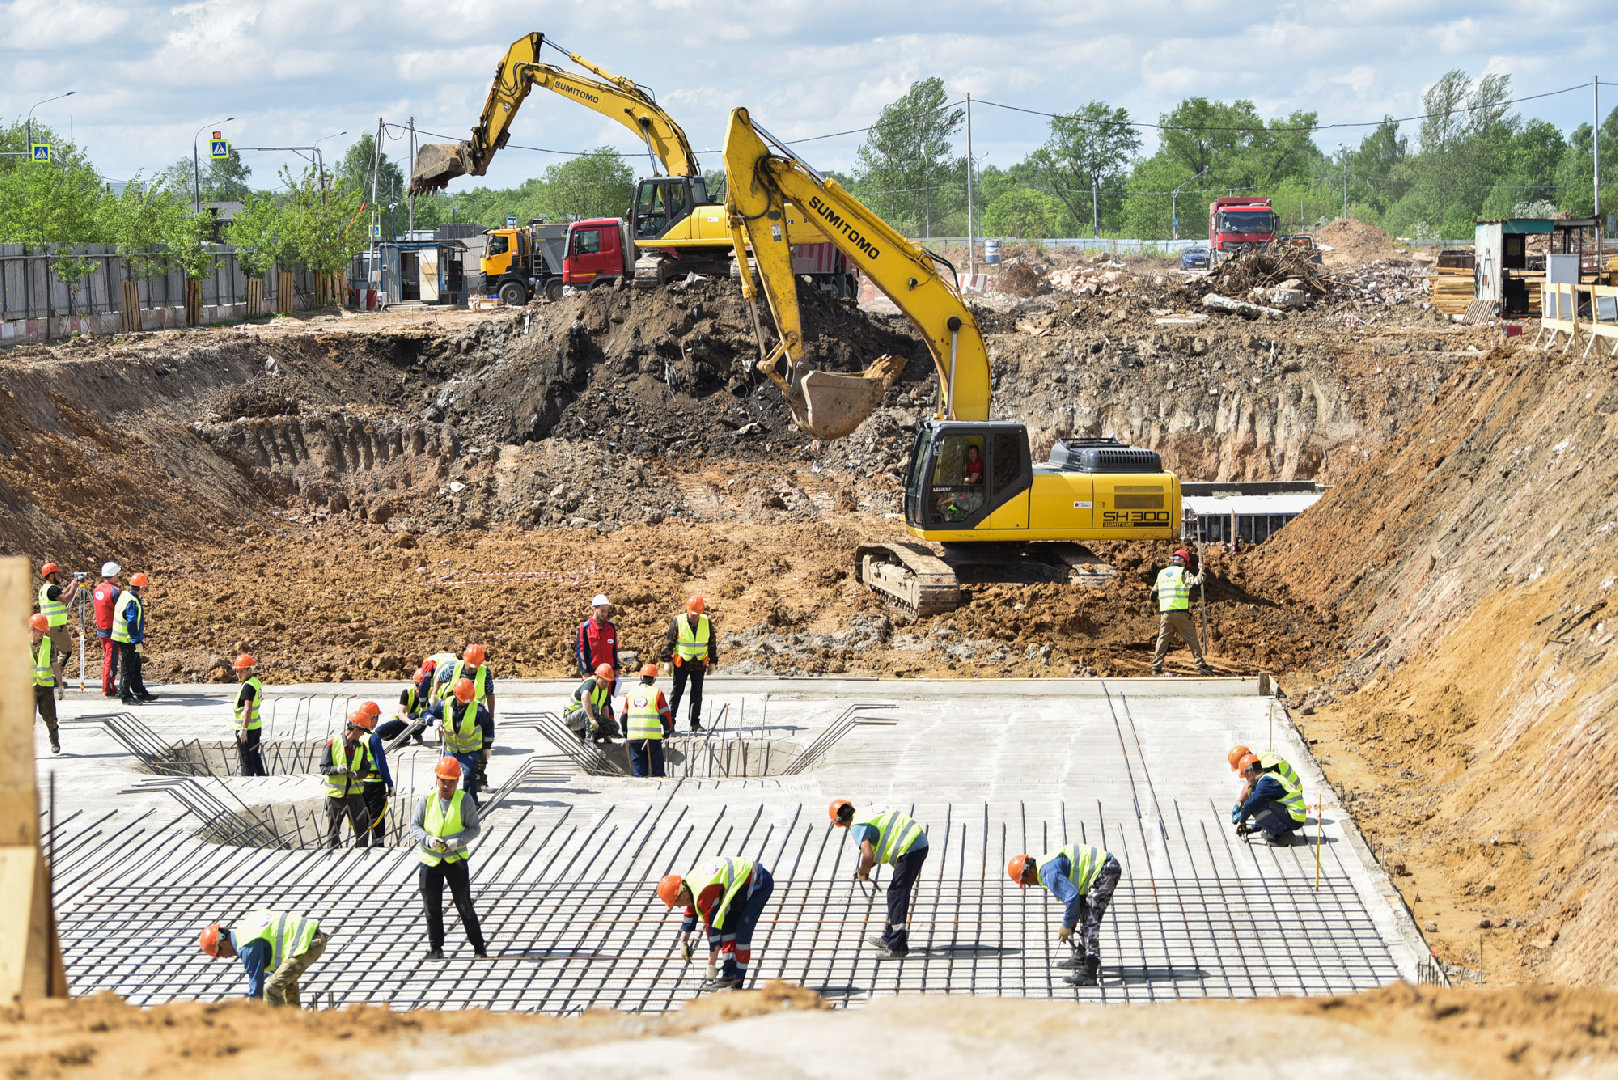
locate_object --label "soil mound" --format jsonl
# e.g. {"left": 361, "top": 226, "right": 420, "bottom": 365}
{"left": 1315, "top": 218, "right": 1401, "bottom": 265}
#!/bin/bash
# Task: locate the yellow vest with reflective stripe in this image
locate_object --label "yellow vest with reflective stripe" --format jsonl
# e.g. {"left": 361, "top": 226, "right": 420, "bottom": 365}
{"left": 324, "top": 738, "right": 370, "bottom": 798}
{"left": 1259, "top": 753, "right": 1299, "bottom": 790}
{"left": 675, "top": 615, "right": 711, "bottom": 664}
{"left": 853, "top": 807, "right": 924, "bottom": 865}
{"left": 237, "top": 909, "right": 318, "bottom": 969}
{"left": 419, "top": 790, "right": 470, "bottom": 866}
{"left": 442, "top": 701, "right": 484, "bottom": 754}
{"left": 234, "top": 676, "right": 262, "bottom": 730}
{"left": 1036, "top": 843, "right": 1107, "bottom": 894}
{"left": 1156, "top": 566, "right": 1191, "bottom": 611}
{"left": 447, "top": 661, "right": 491, "bottom": 707}
{"left": 37, "top": 583, "right": 67, "bottom": 627}
{"left": 33, "top": 638, "right": 55, "bottom": 688}
{"left": 689, "top": 856, "right": 754, "bottom": 927}
{"left": 625, "top": 684, "right": 663, "bottom": 740}
{"left": 111, "top": 592, "right": 142, "bottom": 643}
{"left": 1273, "top": 767, "right": 1307, "bottom": 823}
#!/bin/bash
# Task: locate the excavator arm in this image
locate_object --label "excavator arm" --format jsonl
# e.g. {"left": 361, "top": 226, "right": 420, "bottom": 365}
{"left": 410, "top": 33, "right": 699, "bottom": 194}
{"left": 723, "top": 107, "right": 990, "bottom": 440}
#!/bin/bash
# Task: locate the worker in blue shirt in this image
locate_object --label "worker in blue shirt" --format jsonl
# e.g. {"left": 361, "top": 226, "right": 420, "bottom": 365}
{"left": 1232, "top": 751, "right": 1306, "bottom": 845}
{"left": 356, "top": 701, "right": 395, "bottom": 846}
{"left": 423, "top": 679, "right": 494, "bottom": 803}
{"left": 1009, "top": 843, "right": 1123, "bottom": 987}
{"left": 198, "top": 910, "right": 327, "bottom": 1006}
{"left": 377, "top": 661, "right": 436, "bottom": 744}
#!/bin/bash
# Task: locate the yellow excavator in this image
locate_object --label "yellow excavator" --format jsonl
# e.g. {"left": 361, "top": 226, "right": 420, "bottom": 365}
{"left": 724, "top": 107, "right": 1183, "bottom": 615}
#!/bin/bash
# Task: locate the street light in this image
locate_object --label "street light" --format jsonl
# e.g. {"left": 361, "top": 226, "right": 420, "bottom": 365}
{"left": 1171, "top": 167, "right": 1209, "bottom": 242}
{"left": 193, "top": 117, "right": 235, "bottom": 212}
{"left": 27, "top": 91, "right": 76, "bottom": 155}
{"left": 311, "top": 131, "right": 347, "bottom": 194}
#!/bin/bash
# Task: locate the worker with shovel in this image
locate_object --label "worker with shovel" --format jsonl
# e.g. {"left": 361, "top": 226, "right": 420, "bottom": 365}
{"left": 831, "top": 800, "right": 928, "bottom": 959}
{"left": 1149, "top": 548, "right": 1212, "bottom": 676}
{"left": 656, "top": 855, "right": 775, "bottom": 990}
{"left": 358, "top": 700, "right": 395, "bottom": 846}
{"left": 1008, "top": 842, "right": 1122, "bottom": 987}
{"left": 198, "top": 910, "right": 327, "bottom": 1006}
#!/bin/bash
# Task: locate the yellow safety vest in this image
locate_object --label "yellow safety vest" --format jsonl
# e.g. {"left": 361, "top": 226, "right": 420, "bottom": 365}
{"left": 32, "top": 638, "right": 55, "bottom": 688}
{"left": 419, "top": 790, "right": 470, "bottom": 866}
{"left": 427, "top": 652, "right": 458, "bottom": 700}
{"left": 624, "top": 684, "right": 664, "bottom": 741}
{"left": 324, "top": 738, "right": 370, "bottom": 799}
{"left": 442, "top": 701, "right": 484, "bottom": 754}
{"left": 447, "top": 661, "right": 491, "bottom": 708}
{"left": 236, "top": 909, "right": 319, "bottom": 969}
{"left": 1156, "top": 566, "right": 1191, "bottom": 611}
{"left": 1273, "top": 768, "right": 1307, "bottom": 823}
{"left": 1036, "top": 843, "right": 1108, "bottom": 894}
{"left": 234, "top": 676, "right": 263, "bottom": 730}
{"left": 111, "top": 592, "right": 142, "bottom": 644}
{"left": 565, "top": 678, "right": 611, "bottom": 718}
{"left": 688, "top": 856, "right": 755, "bottom": 927}
{"left": 37, "top": 582, "right": 67, "bottom": 627}
{"left": 1259, "top": 753, "right": 1300, "bottom": 790}
{"left": 852, "top": 807, "right": 924, "bottom": 865}
{"left": 675, "top": 615, "right": 711, "bottom": 666}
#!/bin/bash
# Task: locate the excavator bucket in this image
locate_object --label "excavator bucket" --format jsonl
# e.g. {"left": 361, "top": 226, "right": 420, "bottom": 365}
{"left": 409, "top": 142, "right": 473, "bottom": 195}
{"left": 787, "top": 354, "right": 908, "bottom": 441}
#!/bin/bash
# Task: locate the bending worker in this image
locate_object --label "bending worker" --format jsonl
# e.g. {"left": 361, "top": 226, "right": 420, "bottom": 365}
{"left": 660, "top": 596, "right": 716, "bottom": 732}
{"left": 1228, "top": 743, "right": 1300, "bottom": 791}
{"left": 563, "top": 663, "right": 620, "bottom": 744}
{"left": 424, "top": 678, "right": 492, "bottom": 804}
{"left": 1231, "top": 750, "right": 1306, "bottom": 846}
{"left": 321, "top": 710, "right": 373, "bottom": 848}
{"left": 29, "top": 615, "right": 60, "bottom": 754}
{"left": 378, "top": 660, "right": 435, "bottom": 744}
{"left": 1149, "top": 548, "right": 1212, "bottom": 677}
{"left": 411, "top": 756, "right": 488, "bottom": 960}
{"left": 199, "top": 910, "right": 327, "bottom": 1006}
{"left": 831, "top": 800, "right": 928, "bottom": 959}
{"left": 657, "top": 855, "right": 775, "bottom": 991}
{"left": 232, "top": 654, "right": 266, "bottom": 777}
{"left": 625, "top": 664, "right": 673, "bottom": 777}
{"left": 1009, "top": 842, "right": 1123, "bottom": 987}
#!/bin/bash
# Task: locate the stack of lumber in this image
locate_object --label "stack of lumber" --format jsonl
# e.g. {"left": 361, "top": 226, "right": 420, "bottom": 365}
{"left": 1432, "top": 266, "right": 1474, "bottom": 314}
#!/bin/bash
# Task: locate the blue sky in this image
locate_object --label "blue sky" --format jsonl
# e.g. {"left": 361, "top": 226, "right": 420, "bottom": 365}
{"left": 3, "top": 0, "right": 1613, "bottom": 192}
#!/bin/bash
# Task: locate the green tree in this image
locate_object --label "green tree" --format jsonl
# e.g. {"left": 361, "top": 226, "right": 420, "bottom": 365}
{"left": 534, "top": 148, "right": 633, "bottom": 222}
{"left": 99, "top": 175, "right": 180, "bottom": 281}
{"left": 0, "top": 124, "right": 108, "bottom": 312}
{"left": 853, "top": 77, "right": 965, "bottom": 237}
{"left": 336, "top": 134, "right": 405, "bottom": 205}
{"left": 1028, "top": 102, "right": 1140, "bottom": 237}
{"left": 277, "top": 164, "right": 369, "bottom": 275}
{"left": 982, "top": 188, "right": 1062, "bottom": 240}
{"left": 1553, "top": 106, "right": 1618, "bottom": 218}
{"left": 226, "top": 192, "right": 290, "bottom": 279}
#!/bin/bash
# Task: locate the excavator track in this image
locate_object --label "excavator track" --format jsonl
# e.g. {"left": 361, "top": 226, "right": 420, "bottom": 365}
{"left": 853, "top": 541, "right": 962, "bottom": 620}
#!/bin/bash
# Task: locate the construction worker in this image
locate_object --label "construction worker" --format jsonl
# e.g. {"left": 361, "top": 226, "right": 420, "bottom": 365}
{"left": 576, "top": 594, "right": 619, "bottom": 677}
{"left": 1008, "top": 842, "right": 1123, "bottom": 987}
{"left": 92, "top": 563, "right": 121, "bottom": 697}
{"left": 445, "top": 645, "right": 495, "bottom": 788}
{"left": 423, "top": 678, "right": 492, "bottom": 804}
{"left": 1232, "top": 751, "right": 1306, "bottom": 845}
{"left": 1149, "top": 548, "right": 1212, "bottom": 676}
{"left": 358, "top": 701, "right": 394, "bottom": 847}
{"left": 660, "top": 596, "right": 716, "bottom": 732}
{"left": 320, "top": 710, "right": 373, "bottom": 849}
{"left": 232, "top": 654, "right": 266, "bottom": 776}
{"left": 831, "top": 800, "right": 928, "bottom": 959}
{"left": 657, "top": 855, "right": 775, "bottom": 990}
{"left": 35, "top": 562, "right": 81, "bottom": 690}
{"left": 30, "top": 614, "right": 60, "bottom": 754}
{"left": 424, "top": 649, "right": 459, "bottom": 701}
{"left": 198, "top": 910, "right": 327, "bottom": 1006}
{"left": 625, "top": 664, "right": 672, "bottom": 777}
{"left": 377, "top": 661, "right": 435, "bottom": 744}
{"left": 112, "top": 572, "right": 155, "bottom": 705}
{"left": 411, "top": 756, "right": 488, "bottom": 959}
{"left": 1227, "top": 744, "right": 1301, "bottom": 792}
{"left": 563, "top": 663, "right": 620, "bottom": 744}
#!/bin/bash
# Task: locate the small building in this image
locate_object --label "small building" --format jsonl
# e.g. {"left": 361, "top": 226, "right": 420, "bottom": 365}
{"left": 351, "top": 239, "right": 468, "bottom": 309}
{"left": 1474, "top": 217, "right": 1605, "bottom": 317}
{"left": 1181, "top": 481, "right": 1325, "bottom": 546}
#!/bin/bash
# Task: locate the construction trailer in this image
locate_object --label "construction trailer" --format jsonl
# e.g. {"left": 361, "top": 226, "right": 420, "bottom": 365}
{"left": 1182, "top": 481, "right": 1324, "bottom": 546}
{"left": 351, "top": 238, "right": 469, "bottom": 309}
{"left": 1474, "top": 217, "right": 1607, "bottom": 317}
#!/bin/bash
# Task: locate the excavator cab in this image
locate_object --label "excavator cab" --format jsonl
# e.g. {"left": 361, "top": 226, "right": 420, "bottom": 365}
{"left": 632, "top": 176, "right": 710, "bottom": 240}
{"left": 904, "top": 421, "right": 1033, "bottom": 533}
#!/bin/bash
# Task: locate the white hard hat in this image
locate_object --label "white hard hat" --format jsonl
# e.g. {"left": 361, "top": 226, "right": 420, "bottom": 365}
{"left": 592, "top": 594, "right": 611, "bottom": 607}
{"left": 101, "top": 562, "right": 121, "bottom": 577}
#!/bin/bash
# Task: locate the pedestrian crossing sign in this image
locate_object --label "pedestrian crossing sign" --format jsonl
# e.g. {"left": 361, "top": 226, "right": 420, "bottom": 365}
{"left": 31, "top": 143, "right": 50, "bottom": 163}
{"left": 210, "top": 138, "right": 229, "bottom": 160}
{"left": 369, "top": 223, "right": 382, "bottom": 240}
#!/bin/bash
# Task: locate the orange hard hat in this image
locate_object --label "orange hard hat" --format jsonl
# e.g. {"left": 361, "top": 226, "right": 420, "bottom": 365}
{"left": 686, "top": 596, "right": 705, "bottom": 614}
{"left": 829, "top": 799, "right": 853, "bottom": 825}
{"left": 29, "top": 613, "right": 49, "bottom": 632}
{"left": 1228, "top": 745, "right": 1252, "bottom": 771}
{"left": 40, "top": 562, "right": 60, "bottom": 577}
{"left": 656, "top": 874, "right": 686, "bottom": 908}
{"left": 1236, "top": 752, "right": 1261, "bottom": 773}
{"left": 233, "top": 654, "right": 255, "bottom": 670}
{"left": 1008, "top": 855, "right": 1034, "bottom": 888}
{"left": 361, "top": 701, "right": 381, "bottom": 718}
{"left": 435, "top": 756, "right": 462, "bottom": 779}
{"left": 453, "top": 677, "right": 475, "bottom": 703}
{"left": 199, "top": 922, "right": 222, "bottom": 957}
{"left": 348, "top": 709, "right": 375, "bottom": 731}
{"left": 130, "top": 572, "right": 149, "bottom": 587}
{"left": 464, "top": 643, "right": 486, "bottom": 666}
{"left": 594, "top": 663, "right": 616, "bottom": 680}
{"left": 640, "top": 663, "right": 659, "bottom": 679}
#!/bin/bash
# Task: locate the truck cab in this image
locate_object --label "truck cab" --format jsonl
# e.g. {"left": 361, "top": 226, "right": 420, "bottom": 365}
{"left": 1208, "top": 197, "right": 1275, "bottom": 263}
{"left": 481, "top": 221, "right": 568, "bottom": 305}
{"left": 563, "top": 218, "right": 635, "bottom": 287}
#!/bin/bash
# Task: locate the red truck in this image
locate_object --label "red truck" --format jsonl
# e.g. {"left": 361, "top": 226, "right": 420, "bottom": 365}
{"left": 560, "top": 216, "right": 856, "bottom": 293}
{"left": 1208, "top": 197, "right": 1276, "bottom": 264}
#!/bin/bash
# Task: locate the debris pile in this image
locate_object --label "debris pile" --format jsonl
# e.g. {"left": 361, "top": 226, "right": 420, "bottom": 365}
{"left": 1314, "top": 218, "right": 1403, "bottom": 265}
{"left": 994, "top": 261, "right": 1049, "bottom": 298}
{"left": 1205, "top": 248, "right": 1330, "bottom": 299}
{"left": 1332, "top": 260, "right": 1433, "bottom": 306}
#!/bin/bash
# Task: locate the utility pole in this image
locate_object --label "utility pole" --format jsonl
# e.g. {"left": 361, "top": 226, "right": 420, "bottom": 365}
{"left": 966, "top": 93, "right": 975, "bottom": 274}
{"left": 408, "top": 116, "right": 416, "bottom": 235}
{"left": 1596, "top": 77, "right": 1604, "bottom": 266}
{"left": 1339, "top": 143, "right": 1348, "bottom": 220}
{"left": 1092, "top": 175, "right": 1100, "bottom": 239}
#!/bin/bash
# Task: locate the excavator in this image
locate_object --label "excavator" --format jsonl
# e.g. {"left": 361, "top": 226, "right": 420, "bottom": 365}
{"left": 723, "top": 107, "right": 1183, "bottom": 616}
{"left": 409, "top": 34, "right": 851, "bottom": 292}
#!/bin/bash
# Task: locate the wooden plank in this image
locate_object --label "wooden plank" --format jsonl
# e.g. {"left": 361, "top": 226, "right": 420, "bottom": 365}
{"left": 0, "top": 558, "right": 34, "bottom": 847}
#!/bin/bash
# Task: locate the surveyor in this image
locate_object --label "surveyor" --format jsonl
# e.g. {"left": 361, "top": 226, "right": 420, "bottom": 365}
{"left": 1008, "top": 842, "right": 1123, "bottom": 987}
{"left": 411, "top": 756, "right": 488, "bottom": 959}
{"left": 625, "top": 664, "right": 673, "bottom": 777}
{"left": 1227, "top": 744, "right": 1300, "bottom": 792}
{"left": 1232, "top": 751, "right": 1306, "bottom": 845}
{"left": 830, "top": 800, "right": 928, "bottom": 959}
{"left": 36, "top": 561, "right": 81, "bottom": 689}
{"left": 563, "top": 663, "right": 620, "bottom": 744}
{"left": 1148, "top": 548, "right": 1212, "bottom": 676}
{"left": 444, "top": 645, "right": 495, "bottom": 788}
{"left": 423, "top": 678, "right": 492, "bottom": 804}
{"left": 232, "top": 654, "right": 266, "bottom": 776}
{"left": 355, "top": 701, "right": 395, "bottom": 846}
{"left": 657, "top": 855, "right": 775, "bottom": 990}
{"left": 661, "top": 596, "right": 716, "bottom": 732}
{"left": 198, "top": 910, "right": 327, "bottom": 1006}
{"left": 29, "top": 614, "right": 60, "bottom": 754}
{"left": 92, "top": 563, "right": 121, "bottom": 696}
{"left": 576, "top": 594, "right": 619, "bottom": 677}
{"left": 112, "top": 572, "right": 155, "bottom": 704}
{"left": 321, "top": 710, "right": 373, "bottom": 848}
{"left": 377, "top": 661, "right": 435, "bottom": 744}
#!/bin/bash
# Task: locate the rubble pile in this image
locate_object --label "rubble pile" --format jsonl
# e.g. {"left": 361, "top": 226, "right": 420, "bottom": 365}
{"left": 994, "top": 261, "right": 1049, "bottom": 298}
{"left": 1047, "top": 260, "right": 1129, "bottom": 295}
{"left": 1330, "top": 260, "right": 1433, "bottom": 306}
{"left": 1205, "top": 248, "right": 1329, "bottom": 299}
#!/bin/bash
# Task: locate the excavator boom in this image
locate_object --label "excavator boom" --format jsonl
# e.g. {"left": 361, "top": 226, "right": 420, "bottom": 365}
{"left": 722, "top": 107, "right": 989, "bottom": 439}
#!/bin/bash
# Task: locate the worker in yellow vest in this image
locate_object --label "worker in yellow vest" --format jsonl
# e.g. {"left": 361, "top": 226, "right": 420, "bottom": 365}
{"left": 423, "top": 678, "right": 493, "bottom": 804}
{"left": 199, "top": 910, "right": 327, "bottom": 1006}
{"left": 625, "top": 664, "right": 673, "bottom": 777}
{"left": 1232, "top": 751, "right": 1306, "bottom": 845}
{"left": 443, "top": 644, "right": 495, "bottom": 788}
{"left": 410, "top": 756, "right": 488, "bottom": 959}
{"left": 657, "top": 855, "right": 776, "bottom": 990}
{"left": 1148, "top": 548, "right": 1212, "bottom": 676}
{"left": 321, "top": 710, "right": 373, "bottom": 848}
{"left": 1009, "top": 842, "right": 1123, "bottom": 987}
{"left": 29, "top": 614, "right": 61, "bottom": 754}
{"left": 831, "top": 800, "right": 929, "bottom": 959}
{"left": 232, "top": 654, "right": 266, "bottom": 776}
{"left": 660, "top": 596, "right": 717, "bottom": 732}
{"left": 36, "top": 561, "right": 81, "bottom": 691}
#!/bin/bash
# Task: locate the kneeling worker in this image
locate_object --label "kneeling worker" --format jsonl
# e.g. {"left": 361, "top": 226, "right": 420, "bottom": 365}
{"left": 625, "top": 664, "right": 672, "bottom": 777}
{"left": 199, "top": 910, "right": 327, "bottom": 1006}
{"left": 831, "top": 800, "right": 928, "bottom": 959}
{"left": 1009, "top": 843, "right": 1123, "bottom": 986}
{"left": 563, "top": 663, "right": 620, "bottom": 743}
{"left": 657, "top": 855, "right": 775, "bottom": 990}
{"left": 411, "top": 756, "right": 488, "bottom": 959}
{"left": 1232, "top": 751, "right": 1306, "bottom": 845}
